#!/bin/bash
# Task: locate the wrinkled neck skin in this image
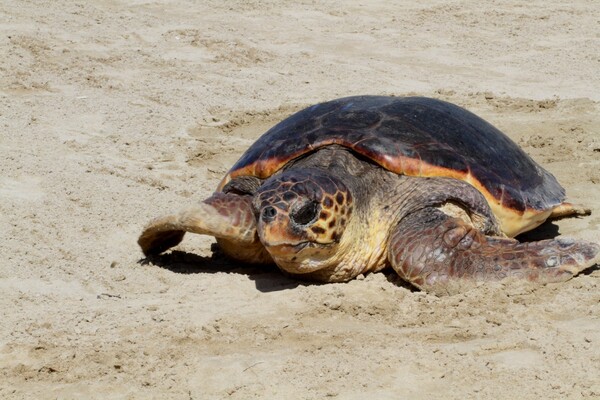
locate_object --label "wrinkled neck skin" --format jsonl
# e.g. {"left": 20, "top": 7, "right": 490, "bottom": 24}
{"left": 258, "top": 146, "right": 493, "bottom": 282}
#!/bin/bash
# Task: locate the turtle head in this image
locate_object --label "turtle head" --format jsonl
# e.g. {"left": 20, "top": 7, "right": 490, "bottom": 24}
{"left": 253, "top": 168, "right": 353, "bottom": 274}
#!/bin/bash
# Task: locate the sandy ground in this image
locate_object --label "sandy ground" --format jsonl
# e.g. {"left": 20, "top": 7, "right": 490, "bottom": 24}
{"left": 2, "top": 1, "right": 600, "bottom": 398}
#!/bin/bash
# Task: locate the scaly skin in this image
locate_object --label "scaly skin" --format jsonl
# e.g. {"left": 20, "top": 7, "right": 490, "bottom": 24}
{"left": 138, "top": 193, "right": 271, "bottom": 263}
{"left": 388, "top": 207, "right": 600, "bottom": 295}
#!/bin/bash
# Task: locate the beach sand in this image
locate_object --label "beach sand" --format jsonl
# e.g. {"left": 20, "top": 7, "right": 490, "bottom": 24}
{"left": 1, "top": 1, "right": 599, "bottom": 398}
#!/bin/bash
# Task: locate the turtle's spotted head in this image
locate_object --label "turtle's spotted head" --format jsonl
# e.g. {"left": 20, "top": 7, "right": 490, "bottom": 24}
{"left": 253, "top": 168, "right": 353, "bottom": 274}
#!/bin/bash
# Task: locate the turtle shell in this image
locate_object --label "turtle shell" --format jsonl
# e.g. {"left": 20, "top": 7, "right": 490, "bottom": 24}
{"left": 218, "top": 96, "right": 565, "bottom": 237}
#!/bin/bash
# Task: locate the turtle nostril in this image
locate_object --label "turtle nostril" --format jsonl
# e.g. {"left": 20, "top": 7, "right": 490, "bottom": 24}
{"left": 261, "top": 206, "right": 277, "bottom": 222}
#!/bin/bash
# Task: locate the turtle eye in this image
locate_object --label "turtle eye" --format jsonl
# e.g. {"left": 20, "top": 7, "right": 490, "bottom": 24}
{"left": 291, "top": 201, "right": 319, "bottom": 225}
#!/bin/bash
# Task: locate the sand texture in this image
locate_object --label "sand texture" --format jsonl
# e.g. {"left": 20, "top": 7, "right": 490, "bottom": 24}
{"left": 1, "top": 1, "right": 600, "bottom": 399}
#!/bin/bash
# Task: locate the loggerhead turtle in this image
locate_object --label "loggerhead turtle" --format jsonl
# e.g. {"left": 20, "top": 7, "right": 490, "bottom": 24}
{"left": 138, "top": 96, "right": 600, "bottom": 294}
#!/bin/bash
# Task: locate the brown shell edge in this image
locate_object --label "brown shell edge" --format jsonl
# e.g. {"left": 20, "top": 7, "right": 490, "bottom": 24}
{"left": 216, "top": 140, "right": 551, "bottom": 237}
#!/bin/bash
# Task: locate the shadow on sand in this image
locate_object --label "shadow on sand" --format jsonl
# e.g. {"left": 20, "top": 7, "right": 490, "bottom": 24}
{"left": 139, "top": 246, "right": 302, "bottom": 293}
{"left": 516, "top": 220, "right": 561, "bottom": 242}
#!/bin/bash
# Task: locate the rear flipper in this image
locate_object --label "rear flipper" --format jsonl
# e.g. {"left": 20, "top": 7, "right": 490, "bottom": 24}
{"left": 550, "top": 202, "right": 591, "bottom": 219}
{"left": 138, "top": 193, "right": 271, "bottom": 263}
{"left": 388, "top": 208, "right": 600, "bottom": 295}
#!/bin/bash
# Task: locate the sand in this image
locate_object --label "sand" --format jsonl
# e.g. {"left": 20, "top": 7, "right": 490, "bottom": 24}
{"left": 1, "top": 0, "right": 600, "bottom": 398}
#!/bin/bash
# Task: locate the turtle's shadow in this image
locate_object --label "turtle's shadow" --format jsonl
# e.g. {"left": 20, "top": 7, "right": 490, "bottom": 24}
{"left": 138, "top": 246, "right": 301, "bottom": 293}
{"left": 516, "top": 220, "right": 560, "bottom": 242}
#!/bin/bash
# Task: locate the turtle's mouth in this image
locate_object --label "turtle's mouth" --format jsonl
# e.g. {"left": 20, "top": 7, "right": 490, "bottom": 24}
{"left": 267, "top": 241, "right": 313, "bottom": 255}
{"left": 266, "top": 240, "right": 338, "bottom": 275}
{"left": 267, "top": 240, "right": 338, "bottom": 258}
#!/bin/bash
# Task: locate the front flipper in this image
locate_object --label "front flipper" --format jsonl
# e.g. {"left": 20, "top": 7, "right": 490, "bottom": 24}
{"left": 388, "top": 208, "right": 600, "bottom": 295}
{"left": 138, "top": 193, "right": 270, "bottom": 263}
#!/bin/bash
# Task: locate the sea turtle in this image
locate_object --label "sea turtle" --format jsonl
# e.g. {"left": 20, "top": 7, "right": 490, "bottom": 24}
{"left": 138, "top": 96, "right": 599, "bottom": 294}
